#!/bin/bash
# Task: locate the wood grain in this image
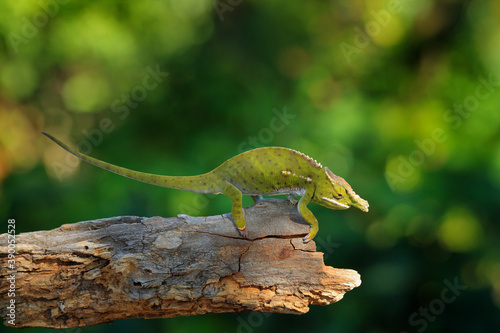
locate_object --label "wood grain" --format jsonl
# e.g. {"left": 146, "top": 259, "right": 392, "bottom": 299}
{"left": 0, "top": 199, "right": 361, "bottom": 328}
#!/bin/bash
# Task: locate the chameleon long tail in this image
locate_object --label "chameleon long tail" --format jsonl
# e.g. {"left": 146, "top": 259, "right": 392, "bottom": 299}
{"left": 42, "top": 132, "right": 220, "bottom": 193}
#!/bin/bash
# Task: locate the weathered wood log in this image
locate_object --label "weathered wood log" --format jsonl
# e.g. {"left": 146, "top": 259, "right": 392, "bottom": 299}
{"left": 0, "top": 199, "right": 361, "bottom": 328}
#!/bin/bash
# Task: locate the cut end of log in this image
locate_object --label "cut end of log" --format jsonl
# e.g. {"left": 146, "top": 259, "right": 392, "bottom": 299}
{"left": 0, "top": 199, "right": 361, "bottom": 328}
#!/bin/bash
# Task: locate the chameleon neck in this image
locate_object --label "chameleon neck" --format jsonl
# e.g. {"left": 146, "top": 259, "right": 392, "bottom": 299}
{"left": 43, "top": 133, "right": 220, "bottom": 194}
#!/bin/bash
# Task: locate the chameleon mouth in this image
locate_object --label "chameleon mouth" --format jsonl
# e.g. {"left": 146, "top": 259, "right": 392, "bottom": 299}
{"left": 353, "top": 195, "right": 369, "bottom": 212}
{"left": 359, "top": 200, "right": 369, "bottom": 212}
{"left": 322, "top": 197, "right": 350, "bottom": 209}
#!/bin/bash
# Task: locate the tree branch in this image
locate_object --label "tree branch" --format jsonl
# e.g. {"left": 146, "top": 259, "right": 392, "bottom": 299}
{"left": 0, "top": 199, "right": 361, "bottom": 328}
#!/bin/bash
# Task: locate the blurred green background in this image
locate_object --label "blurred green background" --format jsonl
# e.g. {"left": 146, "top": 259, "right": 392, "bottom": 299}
{"left": 1, "top": 0, "right": 500, "bottom": 332}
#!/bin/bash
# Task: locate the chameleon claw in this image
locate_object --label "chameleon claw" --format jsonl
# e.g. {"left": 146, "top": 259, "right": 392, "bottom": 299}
{"left": 238, "top": 227, "right": 247, "bottom": 238}
{"left": 303, "top": 233, "right": 313, "bottom": 243}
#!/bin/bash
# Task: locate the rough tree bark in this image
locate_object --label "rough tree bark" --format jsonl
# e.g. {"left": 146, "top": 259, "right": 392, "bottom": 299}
{"left": 0, "top": 199, "right": 361, "bottom": 328}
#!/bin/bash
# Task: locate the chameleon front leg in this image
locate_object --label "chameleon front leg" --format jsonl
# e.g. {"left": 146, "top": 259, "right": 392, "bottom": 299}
{"left": 223, "top": 182, "right": 247, "bottom": 237}
{"left": 298, "top": 186, "right": 319, "bottom": 243}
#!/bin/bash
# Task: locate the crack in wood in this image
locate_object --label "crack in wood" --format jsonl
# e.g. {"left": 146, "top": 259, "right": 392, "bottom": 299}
{"left": 0, "top": 199, "right": 361, "bottom": 328}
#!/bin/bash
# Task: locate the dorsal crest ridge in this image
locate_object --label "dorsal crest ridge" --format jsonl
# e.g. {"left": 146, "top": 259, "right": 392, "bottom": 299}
{"left": 288, "top": 148, "right": 323, "bottom": 168}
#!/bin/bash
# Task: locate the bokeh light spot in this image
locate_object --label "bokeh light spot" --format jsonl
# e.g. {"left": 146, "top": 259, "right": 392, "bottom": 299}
{"left": 385, "top": 155, "right": 421, "bottom": 192}
{"left": 438, "top": 207, "right": 483, "bottom": 252}
{"left": 62, "top": 72, "right": 110, "bottom": 113}
{"left": 0, "top": 61, "right": 37, "bottom": 99}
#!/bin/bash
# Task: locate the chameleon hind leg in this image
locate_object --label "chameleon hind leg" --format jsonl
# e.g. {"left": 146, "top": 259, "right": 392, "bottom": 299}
{"left": 298, "top": 186, "right": 319, "bottom": 243}
{"left": 223, "top": 182, "right": 247, "bottom": 237}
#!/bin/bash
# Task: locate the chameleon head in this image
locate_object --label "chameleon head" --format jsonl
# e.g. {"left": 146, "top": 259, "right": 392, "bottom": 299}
{"left": 312, "top": 167, "right": 369, "bottom": 212}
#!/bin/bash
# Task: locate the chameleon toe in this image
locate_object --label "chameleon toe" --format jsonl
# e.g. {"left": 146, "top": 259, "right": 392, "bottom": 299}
{"left": 238, "top": 227, "right": 248, "bottom": 238}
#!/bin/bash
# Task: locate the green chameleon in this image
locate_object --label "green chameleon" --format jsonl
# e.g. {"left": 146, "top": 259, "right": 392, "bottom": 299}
{"left": 43, "top": 132, "right": 369, "bottom": 242}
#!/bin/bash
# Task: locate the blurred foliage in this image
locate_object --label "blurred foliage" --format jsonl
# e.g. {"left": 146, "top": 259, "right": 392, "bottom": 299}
{"left": 1, "top": 0, "right": 500, "bottom": 332}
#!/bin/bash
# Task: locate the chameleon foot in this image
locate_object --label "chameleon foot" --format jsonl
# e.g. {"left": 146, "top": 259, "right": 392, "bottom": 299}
{"left": 238, "top": 226, "right": 247, "bottom": 238}
{"left": 302, "top": 227, "right": 317, "bottom": 243}
{"left": 303, "top": 234, "right": 313, "bottom": 243}
{"left": 287, "top": 194, "right": 299, "bottom": 205}
{"left": 251, "top": 195, "right": 264, "bottom": 203}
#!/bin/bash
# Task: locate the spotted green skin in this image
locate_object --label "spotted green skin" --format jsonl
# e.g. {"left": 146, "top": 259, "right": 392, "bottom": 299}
{"left": 43, "top": 132, "right": 369, "bottom": 241}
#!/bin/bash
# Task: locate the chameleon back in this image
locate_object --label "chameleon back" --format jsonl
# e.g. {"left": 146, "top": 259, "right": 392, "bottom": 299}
{"left": 214, "top": 147, "right": 323, "bottom": 196}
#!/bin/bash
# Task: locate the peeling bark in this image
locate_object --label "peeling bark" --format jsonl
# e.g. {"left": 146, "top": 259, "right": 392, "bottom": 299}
{"left": 0, "top": 199, "right": 361, "bottom": 328}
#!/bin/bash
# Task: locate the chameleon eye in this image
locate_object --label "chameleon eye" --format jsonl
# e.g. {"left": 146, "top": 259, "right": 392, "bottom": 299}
{"left": 333, "top": 191, "right": 343, "bottom": 199}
